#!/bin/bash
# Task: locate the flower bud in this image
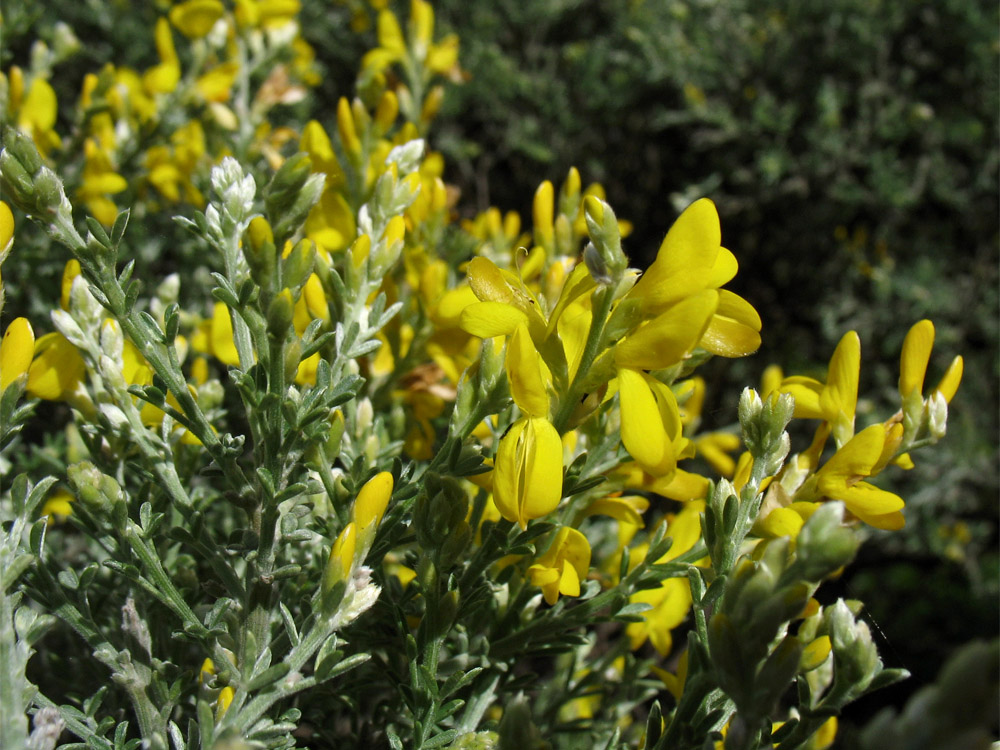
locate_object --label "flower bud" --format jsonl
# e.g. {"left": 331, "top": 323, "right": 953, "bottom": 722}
{"left": 68, "top": 461, "right": 105, "bottom": 509}
{"left": 4, "top": 127, "right": 43, "bottom": 176}
{"left": 420, "top": 85, "right": 444, "bottom": 123}
{"left": 244, "top": 216, "right": 276, "bottom": 287}
{"left": 795, "top": 502, "right": 859, "bottom": 581}
{"left": 353, "top": 471, "right": 394, "bottom": 532}
{"left": 33, "top": 167, "right": 67, "bottom": 215}
{"left": 266, "top": 153, "right": 311, "bottom": 215}
{"left": 322, "top": 522, "right": 357, "bottom": 599}
{"left": 326, "top": 409, "right": 345, "bottom": 456}
{"left": 561, "top": 166, "right": 581, "bottom": 208}
{"left": 280, "top": 239, "right": 316, "bottom": 292}
{"left": 583, "top": 196, "right": 627, "bottom": 281}
{"left": 825, "top": 599, "right": 880, "bottom": 698}
{"left": 0, "top": 148, "right": 36, "bottom": 210}
{"left": 266, "top": 289, "right": 295, "bottom": 340}
{"left": 554, "top": 213, "right": 572, "bottom": 256}
{"left": 374, "top": 90, "right": 399, "bottom": 134}
{"left": 337, "top": 97, "right": 361, "bottom": 159}
{"left": 583, "top": 242, "right": 611, "bottom": 285}
{"left": 739, "top": 387, "right": 764, "bottom": 448}
{"left": 533, "top": 181, "right": 554, "bottom": 250}
{"left": 283, "top": 337, "right": 302, "bottom": 383}
{"left": 928, "top": 391, "right": 948, "bottom": 440}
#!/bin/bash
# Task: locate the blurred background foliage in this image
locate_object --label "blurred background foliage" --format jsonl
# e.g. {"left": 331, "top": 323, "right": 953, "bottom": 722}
{"left": 2, "top": 0, "right": 997, "bottom": 739}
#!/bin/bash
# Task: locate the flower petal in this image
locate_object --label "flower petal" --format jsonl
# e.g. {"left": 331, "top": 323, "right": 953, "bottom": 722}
{"left": 630, "top": 198, "right": 721, "bottom": 312}
{"left": 780, "top": 376, "right": 825, "bottom": 420}
{"left": 558, "top": 560, "right": 581, "bottom": 597}
{"left": 0, "top": 200, "right": 13, "bottom": 252}
{"left": 614, "top": 289, "right": 718, "bottom": 370}
{"left": 820, "top": 330, "right": 860, "bottom": 426}
{"left": 1, "top": 317, "right": 34, "bottom": 391}
{"left": 546, "top": 262, "right": 596, "bottom": 336}
{"left": 645, "top": 468, "right": 710, "bottom": 501}
{"left": 899, "top": 319, "right": 934, "bottom": 398}
{"left": 838, "top": 480, "right": 904, "bottom": 516}
{"left": 618, "top": 368, "right": 673, "bottom": 477}
{"left": 506, "top": 323, "right": 549, "bottom": 417}
{"left": 210, "top": 301, "right": 241, "bottom": 366}
{"left": 699, "top": 312, "right": 761, "bottom": 358}
{"left": 460, "top": 301, "right": 527, "bottom": 338}
{"left": 26, "top": 332, "right": 86, "bottom": 401}
{"left": 934, "top": 355, "right": 963, "bottom": 403}
{"left": 494, "top": 417, "right": 562, "bottom": 528}
{"left": 754, "top": 506, "right": 805, "bottom": 539}
{"left": 353, "top": 471, "right": 394, "bottom": 531}
{"left": 467, "top": 256, "right": 513, "bottom": 304}
{"left": 817, "top": 424, "right": 886, "bottom": 483}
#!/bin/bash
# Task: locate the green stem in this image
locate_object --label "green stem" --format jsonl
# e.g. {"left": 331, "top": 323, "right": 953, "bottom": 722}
{"left": 221, "top": 237, "right": 257, "bottom": 372}
{"left": 126, "top": 524, "right": 209, "bottom": 639}
{"left": 553, "top": 286, "right": 614, "bottom": 433}
{"left": 0, "top": 590, "right": 28, "bottom": 750}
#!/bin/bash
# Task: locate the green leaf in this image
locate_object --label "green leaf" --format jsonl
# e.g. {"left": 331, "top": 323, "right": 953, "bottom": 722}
{"left": 247, "top": 663, "right": 291, "bottom": 692}
{"left": 110, "top": 209, "right": 130, "bottom": 247}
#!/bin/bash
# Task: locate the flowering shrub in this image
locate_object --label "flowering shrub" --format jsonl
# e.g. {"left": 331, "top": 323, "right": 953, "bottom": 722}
{"left": 0, "top": 3, "right": 974, "bottom": 749}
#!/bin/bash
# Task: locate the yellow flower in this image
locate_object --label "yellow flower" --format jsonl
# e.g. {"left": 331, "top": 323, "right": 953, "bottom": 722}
{"left": 27, "top": 332, "right": 87, "bottom": 401}
{"left": 199, "top": 657, "right": 215, "bottom": 685}
{"left": 40, "top": 488, "right": 75, "bottom": 525}
{"left": 0, "top": 199, "right": 13, "bottom": 255}
{"left": 145, "top": 120, "right": 207, "bottom": 206}
{"left": 625, "top": 502, "right": 703, "bottom": 655}
{"left": 323, "top": 522, "right": 357, "bottom": 595}
{"left": 170, "top": 0, "right": 225, "bottom": 39}
{"left": 899, "top": 319, "right": 963, "bottom": 404}
{"left": 16, "top": 75, "right": 60, "bottom": 157}
{"left": 505, "top": 322, "right": 550, "bottom": 418}
{"left": 614, "top": 289, "right": 718, "bottom": 371}
{"left": 527, "top": 526, "right": 592, "bottom": 605}
{"left": 582, "top": 493, "right": 649, "bottom": 527}
{"left": 761, "top": 363, "right": 784, "bottom": 398}
{"left": 616, "top": 368, "right": 691, "bottom": 478}
{"left": 196, "top": 62, "right": 240, "bottom": 103}
{"left": 361, "top": 1, "right": 459, "bottom": 79}
{"left": 209, "top": 301, "right": 241, "bottom": 367}
{"left": 216, "top": 686, "right": 234, "bottom": 720}
{"left": 76, "top": 139, "right": 128, "bottom": 227}
{"left": 651, "top": 649, "right": 688, "bottom": 701}
{"left": 533, "top": 180, "right": 555, "bottom": 251}
{"left": 353, "top": 471, "right": 393, "bottom": 555}
{"left": 751, "top": 501, "right": 819, "bottom": 539}
{"left": 143, "top": 18, "right": 181, "bottom": 95}
{"left": 627, "top": 576, "right": 692, "bottom": 656}
{"left": 305, "top": 188, "right": 356, "bottom": 257}
{"left": 1, "top": 317, "right": 34, "bottom": 392}
{"left": 493, "top": 415, "right": 563, "bottom": 529}
{"left": 628, "top": 198, "right": 735, "bottom": 313}
{"left": 626, "top": 198, "right": 759, "bottom": 355}
{"left": 797, "top": 424, "right": 905, "bottom": 530}
{"left": 235, "top": 0, "right": 302, "bottom": 29}
{"left": 780, "top": 330, "right": 860, "bottom": 445}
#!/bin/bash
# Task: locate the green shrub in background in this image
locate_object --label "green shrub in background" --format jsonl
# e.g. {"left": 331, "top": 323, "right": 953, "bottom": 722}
{"left": 0, "top": 0, "right": 996, "bottom": 748}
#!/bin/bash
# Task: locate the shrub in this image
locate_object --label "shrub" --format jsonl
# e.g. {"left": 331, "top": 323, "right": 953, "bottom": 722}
{"left": 0, "top": 2, "right": 990, "bottom": 749}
